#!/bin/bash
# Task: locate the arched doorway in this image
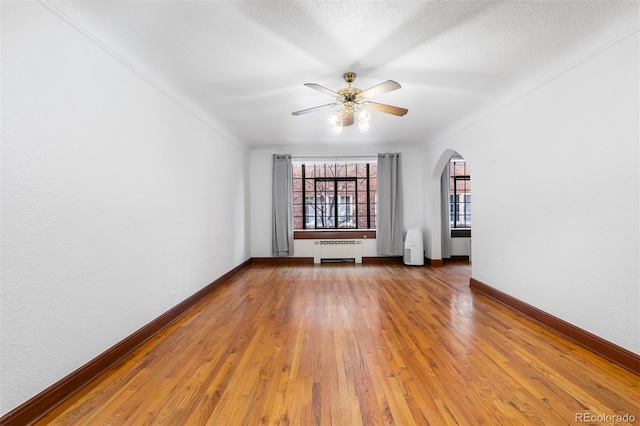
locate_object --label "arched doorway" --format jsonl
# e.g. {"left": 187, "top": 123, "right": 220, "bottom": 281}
{"left": 430, "top": 149, "right": 471, "bottom": 263}
{"left": 446, "top": 153, "right": 471, "bottom": 261}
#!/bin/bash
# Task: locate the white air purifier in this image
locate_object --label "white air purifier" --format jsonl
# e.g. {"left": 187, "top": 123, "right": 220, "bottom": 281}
{"left": 403, "top": 226, "right": 424, "bottom": 266}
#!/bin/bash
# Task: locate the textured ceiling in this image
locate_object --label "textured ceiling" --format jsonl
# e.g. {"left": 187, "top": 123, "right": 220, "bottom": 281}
{"left": 49, "top": 1, "right": 639, "bottom": 150}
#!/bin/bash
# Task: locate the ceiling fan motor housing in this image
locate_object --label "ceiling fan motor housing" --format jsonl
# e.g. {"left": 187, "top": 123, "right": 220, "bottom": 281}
{"left": 339, "top": 72, "right": 361, "bottom": 103}
{"left": 337, "top": 87, "right": 362, "bottom": 103}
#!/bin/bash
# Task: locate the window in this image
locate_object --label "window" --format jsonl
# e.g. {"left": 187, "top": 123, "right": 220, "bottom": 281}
{"left": 293, "top": 162, "right": 377, "bottom": 229}
{"left": 450, "top": 158, "right": 471, "bottom": 228}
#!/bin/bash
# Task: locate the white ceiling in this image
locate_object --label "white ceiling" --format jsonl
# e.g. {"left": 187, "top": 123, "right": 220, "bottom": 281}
{"left": 50, "top": 1, "right": 638, "bottom": 150}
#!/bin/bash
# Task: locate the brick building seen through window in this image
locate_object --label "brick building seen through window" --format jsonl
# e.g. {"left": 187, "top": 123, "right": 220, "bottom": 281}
{"left": 450, "top": 157, "right": 471, "bottom": 228}
{"left": 292, "top": 158, "right": 469, "bottom": 230}
{"left": 293, "top": 162, "right": 377, "bottom": 230}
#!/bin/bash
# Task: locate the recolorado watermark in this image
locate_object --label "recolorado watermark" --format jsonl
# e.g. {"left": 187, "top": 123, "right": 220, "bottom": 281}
{"left": 575, "top": 412, "right": 636, "bottom": 423}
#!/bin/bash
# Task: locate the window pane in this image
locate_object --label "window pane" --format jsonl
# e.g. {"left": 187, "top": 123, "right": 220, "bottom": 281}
{"left": 325, "top": 164, "right": 335, "bottom": 177}
{"left": 315, "top": 181, "right": 335, "bottom": 229}
{"left": 304, "top": 196, "right": 315, "bottom": 228}
{"left": 293, "top": 161, "right": 376, "bottom": 229}
{"left": 357, "top": 177, "right": 367, "bottom": 193}
{"left": 449, "top": 158, "right": 471, "bottom": 229}
{"left": 304, "top": 179, "right": 314, "bottom": 192}
{"left": 356, "top": 163, "right": 367, "bottom": 178}
{"left": 357, "top": 216, "right": 368, "bottom": 228}
{"left": 337, "top": 193, "right": 355, "bottom": 228}
{"left": 305, "top": 165, "right": 315, "bottom": 178}
{"left": 357, "top": 204, "right": 368, "bottom": 218}
{"left": 293, "top": 191, "right": 302, "bottom": 205}
{"left": 293, "top": 164, "right": 303, "bottom": 178}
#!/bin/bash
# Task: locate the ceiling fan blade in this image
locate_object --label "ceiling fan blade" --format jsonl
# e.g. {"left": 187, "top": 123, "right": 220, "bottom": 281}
{"left": 304, "top": 83, "right": 341, "bottom": 98}
{"left": 342, "top": 109, "right": 354, "bottom": 126}
{"left": 358, "top": 80, "right": 401, "bottom": 99}
{"left": 364, "top": 101, "right": 408, "bottom": 116}
{"left": 292, "top": 103, "right": 338, "bottom": 115}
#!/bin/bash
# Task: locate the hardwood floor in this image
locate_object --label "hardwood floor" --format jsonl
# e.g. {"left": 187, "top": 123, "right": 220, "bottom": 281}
{"left": 37, "top": 263, "right": 639, "bottom": 425}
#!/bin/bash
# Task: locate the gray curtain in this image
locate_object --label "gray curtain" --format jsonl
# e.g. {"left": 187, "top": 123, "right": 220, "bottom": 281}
{"left": 272, "top": 154, "right": 294, "bottom": 256}
{"left": 377, "top": 153, "right": 404, "bottom": 256}
{"left": 441, "top": 161, "right": 452, "bottom": 259}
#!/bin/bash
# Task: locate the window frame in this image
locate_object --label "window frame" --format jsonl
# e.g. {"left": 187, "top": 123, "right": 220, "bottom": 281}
{"left": 449, "top": 158, "right": 471, "bottom": 230}
{"left": 293, "top": 161, "right": 376, "bottom": 233}
{"left": 307, "top": 178, "right": 358, "bottom": 229}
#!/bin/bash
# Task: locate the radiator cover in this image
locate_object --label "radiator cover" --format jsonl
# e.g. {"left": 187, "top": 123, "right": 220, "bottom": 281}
{"left": 313, "top": 240, "right": 363, "bottom": 264}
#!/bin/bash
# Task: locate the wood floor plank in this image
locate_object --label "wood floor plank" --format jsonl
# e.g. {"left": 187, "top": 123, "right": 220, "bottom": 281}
{"left": 36, "top": 263, "right": 639, "bottom": 425}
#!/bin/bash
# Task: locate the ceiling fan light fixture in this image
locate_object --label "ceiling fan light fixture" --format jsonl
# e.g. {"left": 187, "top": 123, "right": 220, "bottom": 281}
{"left": 357, "top": 109, "right": 370, "bottom": 123}
{"left": 293, "top": 72, "right": 408, "bottom": 132}
{"left": 328, "top": 112, "right": 341, "bottom": 126}
{"left": 356, "top": 107, "right": 371, "bottom": 132}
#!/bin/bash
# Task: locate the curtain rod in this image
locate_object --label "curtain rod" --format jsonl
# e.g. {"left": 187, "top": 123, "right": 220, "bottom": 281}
{"left": 291, "top": 154, "right": 378, "bottom": 160}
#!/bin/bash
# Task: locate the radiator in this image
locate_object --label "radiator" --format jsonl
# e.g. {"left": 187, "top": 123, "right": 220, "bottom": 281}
{"left": 313, "top": 240, "right": 363, "bottom": 264}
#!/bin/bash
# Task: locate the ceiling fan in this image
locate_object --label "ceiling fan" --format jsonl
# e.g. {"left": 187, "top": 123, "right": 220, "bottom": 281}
{"left": 292, "top": 72, "right": 408, "bottom": 132}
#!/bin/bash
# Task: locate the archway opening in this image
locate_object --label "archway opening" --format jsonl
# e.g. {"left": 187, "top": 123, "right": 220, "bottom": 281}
{"left": 431, "top": 150, "right": 471, "bottom": 263}
{"left": 445, "top": 153, "right": 471, "bottom": 261}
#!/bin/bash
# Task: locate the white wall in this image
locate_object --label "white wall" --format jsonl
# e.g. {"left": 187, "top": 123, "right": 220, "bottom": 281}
{"left": 451, "top": 237, "right": 471, "bottom": 257}
{"left": 250, "top": 145, "right": 424, "bottom": 258}
{"left": 1, "top": 2, "right": 250, "bottom": 415}
{"left": 423, "top": 32, "right": 639, "bottom": 354}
